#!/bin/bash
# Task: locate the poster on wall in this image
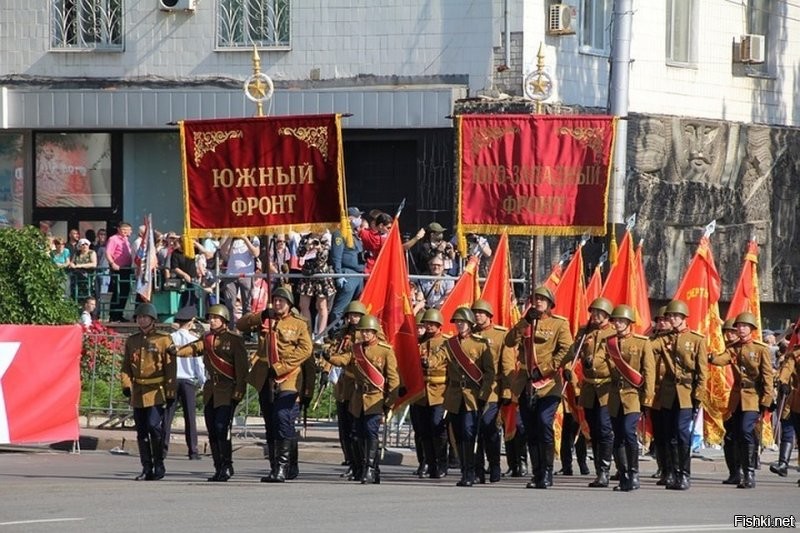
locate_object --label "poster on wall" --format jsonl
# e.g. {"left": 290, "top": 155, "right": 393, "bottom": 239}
{"left": 0, "top": 134, "right": 25, "bottom": 228}
{"left": 35, "top": 133, "right": 112, "bottom": 208}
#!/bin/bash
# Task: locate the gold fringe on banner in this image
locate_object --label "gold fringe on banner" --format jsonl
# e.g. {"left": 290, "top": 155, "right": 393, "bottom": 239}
{"left": 460, "top": 223, "right": 607, "bottom": 237}
{"left": 178, "top": 121, "right": 196, "bottom": 259}
{"left": 334, "top": 114, "right": 354, "bottom": 248}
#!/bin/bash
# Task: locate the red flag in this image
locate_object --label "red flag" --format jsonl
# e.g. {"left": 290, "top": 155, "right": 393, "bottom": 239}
{"left": 632, "top": 241, "right": 652, "bottom": 335}
{"left": 552, "top": 245, "right": 587, "bottom": 337}
{"left": 543, "top": 262, "right": 563, "bottom": 292}
{"left": 0, "top": 325, "right": 82, "bottom": 444}
{"left": 601, "top": 230, "right": 635, "bottom": 307}
{"left": 725, "top": 239, "right": 761, "bottom": 340}
{"left": 439, "top": 257, "right": 480, "bottom": 336}
{"left": 585, "top": 265, "right": 603, "bottom": 308}
{"left": 480, "top": 232, "right": 516, "bottom": 328}
{"left": 672, "top": 236, "right": 727, "bottom": 445}
{"left": 360, "top": 223, "right": 425, "bottom": 409}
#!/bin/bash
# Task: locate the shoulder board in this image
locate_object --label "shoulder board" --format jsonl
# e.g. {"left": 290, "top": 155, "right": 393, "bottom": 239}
{"left": 688, "top": 330, "right": 705, "bottom": 338}
{"left": 633, "top": 334, "right": 649, "bottom": 340}
{"left": 752, "top": 340, "right": 768, "bottom": 347}
{"left": 151, "top": 331, "right": 170, "bottom": 338}
{"left": 442, "top": 333, "right": 453, "bottom": 339}
{"left": 290, "top": 309, "right": 309, "bottom": 322}
{"left": 377, "top": 341, "right": 393, "bottom": 349}
{"left": 550, "top": 314, "right": 568, "bottom": 322}
{"left": 471, "top": 333, "right": 485, "bottom": 340}
{"left": 492, "top": 325, "right": 509, "bottom": 332}
{"left": 224, "top": 329, "right": 243, "bottom": 338}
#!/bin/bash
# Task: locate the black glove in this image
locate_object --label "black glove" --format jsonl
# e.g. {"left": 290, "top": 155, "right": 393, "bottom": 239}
{"left": 301, "top": 396, "right": 312, "bottom": 409}
{"left": 691, "top": 397, "right": 701, "bottom": 416}
{"left": 421, "top": 357, "right": 429, "bottom": 369}
{"left": 231, "top": 398, "right": 240, "bottom": 411}
{"left": 477, "top": 400, "right": 487, "bottom": 412}
{"left": 562, "top": 368, "right": 572, "bottom": 382}
{"left": 166, "top": 345, "right": 178, "bottom": 357}
{"left": 768, "top": 401, "right": 777, "bottom": 413}
{"left": 398, "top": 386, "right": 408, "bottom": 397}
{"left": 641, "top": 406, "right": 650, "bottom": 417}
{"left": 320, "top": 371, "right": 329, "bottom": 385}
{"left": 261, "top": 308, "right": 278, "bottom": 321}
{"left": 122, "top": 387, "right": 131, "bottom": 398}
{"left": 779, "top": 382, "right": 792, "bottom": 396}
{"left": 529, "top": 367, "right": 544, "bottom": 382}
{"left": 524, "top": 307, "right": 541, "bottom": 323}
{"left": 267, "top": 366, "right": 278, "bottom": 379}
{"left": 166, "top": 398, "right": 175, "bottom": 410}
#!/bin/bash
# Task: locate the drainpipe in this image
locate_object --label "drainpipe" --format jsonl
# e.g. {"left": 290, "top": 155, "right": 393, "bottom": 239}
{"left": 608, "top": 0, "right": 633, "bottom": 231}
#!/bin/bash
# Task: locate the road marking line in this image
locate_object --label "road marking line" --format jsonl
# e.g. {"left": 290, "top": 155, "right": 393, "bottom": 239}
{"left": 511, "top": 525, "right": 735, "bottom": 533}
{"left": 0, "top": 518, "right": 85, "bottom": 526}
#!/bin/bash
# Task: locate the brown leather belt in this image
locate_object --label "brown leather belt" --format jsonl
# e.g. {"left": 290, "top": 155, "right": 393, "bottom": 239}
{"left": 426, "top": 376, "right": 447, "bottom": 384}
{"left": 134, "top": 376, "right": 164, "bottom": 385}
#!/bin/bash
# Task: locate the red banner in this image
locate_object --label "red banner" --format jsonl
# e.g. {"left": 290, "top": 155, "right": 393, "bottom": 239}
{"left": 0, "top": 325, "right": 82, "bottom": 444}
{"left": 456, "top": 114, "right": 615, "bottom": 246}
{"left": 179, "top": 114, "right": 351, "bottom": 242}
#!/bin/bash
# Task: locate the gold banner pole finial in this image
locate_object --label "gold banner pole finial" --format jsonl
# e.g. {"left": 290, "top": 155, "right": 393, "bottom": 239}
{"left": 244, "top": 44, "right": 274, "bottom": 117}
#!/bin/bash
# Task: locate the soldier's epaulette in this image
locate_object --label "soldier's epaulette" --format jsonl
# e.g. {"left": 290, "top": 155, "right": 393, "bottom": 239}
{"left": 751, "top": 339, "right": 768, "bottom": 348}
{"left": 224, "top": 329, "right": 243, "bottom": 338}
{"left": 442, "top": 333, "right": 453, "bottom": 339}
{"left": 688, "top": 329, "right": 705, "bottom": 339}
{"left": 378, "top": 341, "right": 393, "bottom": 349}
{"left": 492, "top": 325, "right": 509, "bottom": 332}
{"left": 471, "top": 333, "right": 485, "bottom": 340}
{"left": 551, "top": 314, "right": 568, "bottom": 322}
{"left": 633, "top": 333, "right": 649, "bottom": 340}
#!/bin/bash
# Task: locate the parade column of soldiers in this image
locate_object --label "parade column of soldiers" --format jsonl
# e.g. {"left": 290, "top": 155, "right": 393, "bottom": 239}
{"left": 773, "top": 326, "right": 800, "bottom": 487}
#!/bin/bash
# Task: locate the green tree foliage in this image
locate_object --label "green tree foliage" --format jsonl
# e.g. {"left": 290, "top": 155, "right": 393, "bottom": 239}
{"left": 0, "top": 226, "right": 78, "bottom": 324}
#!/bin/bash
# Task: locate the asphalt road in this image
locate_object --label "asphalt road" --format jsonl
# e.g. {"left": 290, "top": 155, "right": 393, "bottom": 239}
{"left": 1, "top": 450, "right": 797, "bottom": 533}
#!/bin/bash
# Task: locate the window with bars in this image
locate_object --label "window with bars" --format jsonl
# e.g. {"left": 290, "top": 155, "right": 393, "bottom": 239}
{"left": 217, "top": 0, "right": 290, "bottom": 50}
{"left": 51, "top": 0, "right": 123, "bottom": 51}
{"left": 580, "top": 0, "right": 612, "bottom": 54}
{"left": 666, "top": 0, "right": 697, "bottom": 66}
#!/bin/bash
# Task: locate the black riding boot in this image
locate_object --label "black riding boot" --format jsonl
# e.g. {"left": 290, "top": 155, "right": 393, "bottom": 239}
{"left": 516, "top": 432, "right": 529, "bottom": 477}
{"left": 770, "top": 441, "right": 793, "bottom": 477}
{"left": 135, "top": 437, "right": 154, "bottom": 481}
{"left": 576, "top": 436, "right": 590, "bottom": 475}
{"left": 612, "top": 446, "right": 630, "bottom": 492}
{"left": 264, "top": 440, "right": 289, "bottom": 482}
{"left": 151, "top": 438, "right": 166, "bottom": 480}
{"left": 738, "top": 442, "right": 756, "bottom": 489}
{"left": 424, "top": 439, "right": 440, "bottom": 479}
{"left": 525, "top": 441, "right": 542, "bottom": 488}
{"left": 487, "top": 437, "right": 502, "bottom": 483}
{"left": 504, "top": 437, "right": 519, "bottom": 477}
{"left": 340, "top": 438, "right": 354, "bottom": 478}
{"left": 350, "top": 439, "right": 364, "bottom": 481}
{"left": 537, "top": 444, "right": 554, "bottom": 489}
{"left": 436, "top": 434, "right": 450, "bottom": 478}
{"left": 207, "top": 437, "right": 222, "bottom": 481}
{"left": 722, "top": 439, "right": 741, "bottom": 484}
{"left": 362, "top": 439, "right": 380, "bottom": 484}
{"left": 671, "top": 445, "right": 691, "bottom": 490}
{"left": 210, "top": 438, "right": 232, "bottom": 482}
{"left": 589, "top": 442, "right": 612, "bottom": 488}
{"left": 665, "top": 443, "right": 681, "bottom": 489}
{"left": 456, "top": 440, "right": 475, "bottom": 487}
{"left": 287, "top": 437, "right": 299, "bottom": 480}
{"left": 261, "top": 439, "right": 276, "bottom": 482}
{"left": 656, "top": 442, "right": 670, "bottom": 485}
{"left": 558, "top": 439, "right": 574, "bottom": 476}
{"left": 474, "top": 439, "right": 486, "bottom": 484}
{"left": 628, "top": 443, "right": 640, "bottom": 490}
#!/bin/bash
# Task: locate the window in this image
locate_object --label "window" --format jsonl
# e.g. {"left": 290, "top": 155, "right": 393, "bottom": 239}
{"left": 746, "top": 0, "right": 770, "bottom": 74}
{"left": 580, "top": 0, "right": 612, "bottom": 54}
{"left": 666, "top": 0, "right": 697, "bottom": 65}
{"left": 217, "top": 0, "right": 290, "bottom": 50}
{"left": 35, "top": 133, "right": 112, "bottom": 208}
{"left": 51, "top": 0, "right": 123, "bottom": 51}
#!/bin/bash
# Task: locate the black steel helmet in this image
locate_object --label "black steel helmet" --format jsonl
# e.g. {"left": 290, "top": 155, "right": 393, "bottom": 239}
{"left": 610, "top": 305, "right": 636, "bottom": 322}
{"left": 450, "top": 306, "right": 476, "bottom": 325}
{"left": 533, "top": 286, "right": 556, "bottom": 306}
{"left": 589, "top": 297, "right": 615, "bottom": 316}
{"left": 272, "top": 286, "right": 294, "bottom": 306}
{"left": 344, "top": 301, "right": 367, "bottom": 316}
{"left": 134, "top": 303, "right": 158, "bottom": 320}
{"left": 665, "top": 300, "right": 689, "bottom": 317}
{"left": 421, "top": 308, "right": 444, "bottom": 326}
{"left": 206, "top": 304, "right": 230, "bottom": 322}
{"left": 471, "top": 299, "right": 494, "bottom": 317}
{"left": 356, "top": 314, "right": 381, "bottom": 332}
{"left": 734, "top": 312, "right": 758, "bottom": 329}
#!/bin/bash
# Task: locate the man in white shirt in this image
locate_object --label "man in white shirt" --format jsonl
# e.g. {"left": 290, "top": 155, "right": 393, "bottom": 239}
{"left": 80, "top": 297, "right": 96, "bottom": 327}
{"left": 220, "top": 236, "right": 260, "bottom": 328}
{"left": 163, "top": 306, "right": 206, "bottom": 459}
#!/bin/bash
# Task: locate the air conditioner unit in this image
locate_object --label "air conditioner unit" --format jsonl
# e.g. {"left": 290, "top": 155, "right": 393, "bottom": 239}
{"left": 548, "top": 4, "right": 576, "bottom": 35}
{"left": 739, "top": 34, "right": 765, "bottom": 64}
{"left": 159, "top": 0, "right": 196, "bottom": 12}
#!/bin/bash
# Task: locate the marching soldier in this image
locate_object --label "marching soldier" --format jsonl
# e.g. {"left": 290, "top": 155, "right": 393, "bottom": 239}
{"left": 326, "top": 300, "right": 366, "bottom": 480}
{"left": 718, "top": 318, "right": 743, "bottom": 485}
{"left": 120, "top": 303, "right": 177, "bottom": 481}
{"left": 176, "top": 304, "right": 248, "bottom": 482}
{"left": 504, "top": 287, "right": 573, "bottom": 489}
{"left": 411, "top": 308, "right": 450, "bottom": 479}
{"left": 573, "top": 297, "right": 617, "bottom": 488}
{"left": 326, "top": 314, "right": 400, "bottom": 484}
{"left": 708, "top": 312, "right": 774, "bottom": 489}
{"left": 651, "top": 299, "right": 708, "bottom": 490}
{"left": 471, "top": 299, "right": 516, "bottom": 483}
{"left": 649, "top": 305, "right": 671, "bottom": 484}
{"left": 239, "top": 286, "right": 313, "bottom": 483}
{"left": 770, "top": 333, "right": 799, "bottom": 485}
{"left": 605, "top": 305, "right": 656, "bottom": 491}
{"left": 424, "top": 307, "right": 495, "bottom": 487}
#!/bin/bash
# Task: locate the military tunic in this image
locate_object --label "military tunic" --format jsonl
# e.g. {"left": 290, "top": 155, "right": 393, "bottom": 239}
{"left": 504, "top": 314, "right": 573, "bottom": 399}
{"left": 575, "top": 324, "right": 617, "bottom": 408}
{"left": 606, "top": 333, "right": 656, "bottom": 417}
{"left": 651, "top": 329, "right": 709, "bottom": 409}
{"left": 475, "top": 325, "right": 515, "bottom": 404}
{"left": 709, "top": 338, "right": 774, "bottom": 414}
{"left": 329, "top": 340, "right": 401, "bottom": 418}
{"left": 178, "top": 329, "right": 249, "bottom": 407}
{"left": 777, "top": 352, "right": 800, "bottom": 417}
{"left": 427, "top": 334, "right": 495, "bottom": 413}
{"left": 417, "top": 333, "right": 449, "bottom": 406}
{"left": 121, "top": 330, "right": 177, "bottom": 408}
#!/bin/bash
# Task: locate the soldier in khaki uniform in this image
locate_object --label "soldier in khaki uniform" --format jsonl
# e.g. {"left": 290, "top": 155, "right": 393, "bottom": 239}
{"left": 504, "top": 286, "right": 573, "bottom": 489}
{"left": 709, "top": 312, "right": 774, "bottom": 489}
{"left": 770, "top": 338, "right": 799, "bottom": 485}
{"left": 573, "top": 297, "right": 617, "bottom": 488}
{"left": 651, "top": 299, "right": 708, "bottom": 490}
{"left": 471, "top": 299, "right": 515, "bottom": 484}
{"left": 326, "top": 300, "right": 365, "bottom": 480}
{"left": 424, "top": 307, "right": 495, "bottom": 487}
{"left": 326, "top": 314, "right": 400, "bottom": 484}
{"left": 176, "top": 304, "right": 248, "bottom": 482}
{"left": 717, "top": 318, "right": 743, "bottom": 485}
{"left": 411, "top": 308, "right": 450, "bottom": 479}
{"left": 238, "top": 286, "right": 313, "bottom": 483}
{"left": 649, "top": 305, "right": 672, "bottom": 484}
{"left": 605, "top": 305, "right": 656, "bottom": 492}
{"left": 120, "top": 303, "right": 177, "bottom": 481}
